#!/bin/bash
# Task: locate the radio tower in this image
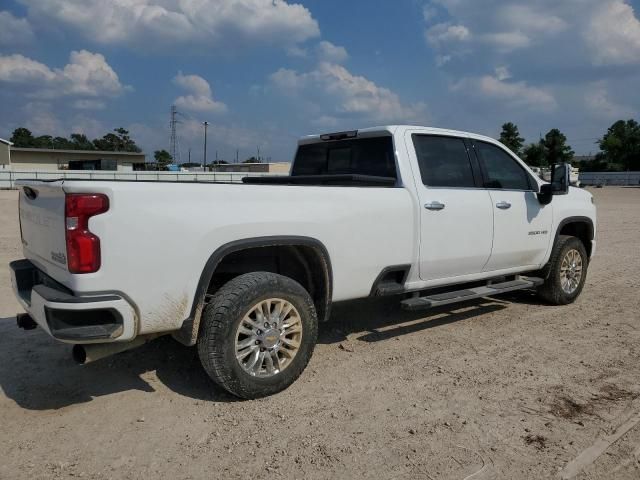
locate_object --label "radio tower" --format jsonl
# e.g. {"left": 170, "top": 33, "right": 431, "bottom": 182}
{"left": 169, "top": 105, "right": 181, "bottom": 164}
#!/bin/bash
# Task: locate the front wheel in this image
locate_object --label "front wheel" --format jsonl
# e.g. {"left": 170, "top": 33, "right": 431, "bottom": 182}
{"left": 537, "top": 235, "right": 589, "bottom": 305}
{"left": 197, "top": 272, "right": 318, "bottom": 399}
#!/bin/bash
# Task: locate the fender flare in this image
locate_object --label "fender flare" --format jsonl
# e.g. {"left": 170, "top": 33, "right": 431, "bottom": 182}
{"left": 553, "top": 216, "right": 594, "bottom": 243}
{"left": 540, "top": 216, "right": 595, "bottom": 278}
{"left": 173, "top": 236, "right": 333, "bottom": 346}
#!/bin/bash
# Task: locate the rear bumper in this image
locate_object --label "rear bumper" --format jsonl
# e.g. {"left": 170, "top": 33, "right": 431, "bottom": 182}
{"left": 10, "top": 259, "right": 137, "bottom": 343}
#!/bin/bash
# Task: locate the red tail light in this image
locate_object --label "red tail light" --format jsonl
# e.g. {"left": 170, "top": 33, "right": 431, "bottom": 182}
{"left": 65, "top": 193, "right": 109, "bottom": 273}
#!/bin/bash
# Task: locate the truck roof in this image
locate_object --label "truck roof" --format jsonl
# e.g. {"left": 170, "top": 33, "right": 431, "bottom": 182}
{"left": 298, "top": 125, "right": 501, "bottom": 146}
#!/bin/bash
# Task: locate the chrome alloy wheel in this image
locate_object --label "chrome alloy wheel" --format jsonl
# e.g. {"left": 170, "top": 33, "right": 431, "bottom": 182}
{"left": 235, "top": 298, "right": 303, "bottom": 377}
{"left": 560, "top": 248, "right": 583, "bottom": 294}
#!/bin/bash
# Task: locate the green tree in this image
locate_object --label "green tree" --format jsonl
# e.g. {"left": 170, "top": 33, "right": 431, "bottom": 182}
{"left": 93, "top": 128, "right": 141, "bottom": 152}
{"left": 597, "top": 119, "right": 640, "bottom": 171}
{"left": 581, "top": 154, "right": 611, "bottom": 172}
{"left": 52, "top": 136, "right": 74, "bottom": 149}
{"left": 10, "top": 127, "right": 35, "bottom": 147}
{"left": 93, "top": 133, "right": 120, "bottom": 151}
{"left": 154, "top": 149, "right": 172, "bottom": 168}
{"left": 522, "top": 142, "right": 547, "bottom": 167}
{"left": 543, "top": 128, "right": 574, "bottom": 164}
{"left": 70, "top": 133, "right": 95, "bottom": 150}
{"left": 243, "top": 156, "right": 258, "bottom": 163}
{"left": 113, "top": 127, "right": 141, "bottom": 152}
{"left": 498, "top": 122, "right": 525, "bottom": 156}
{"left": 32, "top": 135, "right": 54, "bottom": 149}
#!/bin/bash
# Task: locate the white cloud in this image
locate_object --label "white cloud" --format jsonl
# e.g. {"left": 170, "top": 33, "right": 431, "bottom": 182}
{"left": 0, "top": 54, "right": 56, "bottom": 84}
{"left": 21, "top": 102, "right": 64, "bottom": 136}
{"left": 425, "top": 23, "right": 471, "bottom": 47}
{"left": 497, "top": 5, "right": 567, "bottom": 35}
{"left": 69, "top": 116, "right": 107, "bottom": 140}
{"left": 0, "top": 50, "right": 128, "bottom": 99}
{"left": 435, "top": 55, "right": 452, "bottom": 67}
{"left": 585, "top": 81, "right": 636, "bottom": 118}
{"left": 0, "top": 11, "right": 34, "bottom": 45}
{"left": 452, "top": 73, "right": 557, "bottom": 112}
{"left": 426, "top": 22, "right": 530, "bottom": 55}
{"left": 423, "top": 0, "right": 605, "bottom": 60}
{"left": 181, "top": 119, "right": 262, "bottom": 149}
{"left": 270, "top": 62, "right": 426, "bottom": 123}
{"left": 173, "top": 72, "right": 227, "bottom": 113}
{"left": 316, "top": 41, "right": 349, "bottom": 63}
{"left": 311, "top": 115, "right": 341, "bottom": 128}
{"left": 72, "top": 99, "right": 106, "bottom": 110}
{"left": 494, "top": 66, "right": 511, "bottom": 81}
{"left": 481, "top": 31, "right": 530, "bottom": 52}
{"left": 586, "top": 0, "right": 640, "bottom": 65}
{"left": 423, "top": 5, "right": 439, "bottom": 23}
{"left": 286, "top": 45, "right": 308, "bottom": 58}
{"left": 61, "top": 50, "right": 128, "bottom": 97}
{"left": 19, "top": 0, "right": 320, "bottom": 52}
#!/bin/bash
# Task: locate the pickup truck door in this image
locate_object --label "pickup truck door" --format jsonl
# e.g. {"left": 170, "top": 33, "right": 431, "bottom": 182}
{"left": 471, "top": 140, "right": 553, "bottom": 271}
{"left": 407, "top": 133, "right": 494, "bottom": 280}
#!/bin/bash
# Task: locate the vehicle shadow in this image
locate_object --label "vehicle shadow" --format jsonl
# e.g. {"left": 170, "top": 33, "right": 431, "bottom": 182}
{"left": 0, "top": 291, "right": 539, "bottom": 410}
{"left": 0, "top": 316, "right": 236, "bottom": 410}
{"left": 318, "top": 295, "right": 510, "bottom": 345}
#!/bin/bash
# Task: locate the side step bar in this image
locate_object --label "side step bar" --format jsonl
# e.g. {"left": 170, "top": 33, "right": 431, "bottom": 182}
{"left": 400, "top": 276, "right": 544, "bottom": 311}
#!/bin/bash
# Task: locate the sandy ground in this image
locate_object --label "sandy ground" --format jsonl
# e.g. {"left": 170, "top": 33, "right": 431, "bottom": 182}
{"left": 0, "top": 187, "right": 639, "bottom": 479}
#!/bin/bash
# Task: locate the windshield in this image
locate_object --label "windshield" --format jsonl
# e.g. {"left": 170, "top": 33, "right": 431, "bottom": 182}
{"left": 291, "top": 136, "right": 397, "bottom": 179}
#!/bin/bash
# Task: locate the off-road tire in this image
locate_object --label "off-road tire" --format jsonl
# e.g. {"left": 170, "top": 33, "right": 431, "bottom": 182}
{"left": 197, "top": 272, "right": 318, "bottom": 399}
{"left": 537, "top": 235, "right": 588, "bottom": 305}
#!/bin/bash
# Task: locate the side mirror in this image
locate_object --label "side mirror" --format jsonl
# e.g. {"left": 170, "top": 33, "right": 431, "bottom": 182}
{"left": 551, "top": 163, "right": 570, "bottom": 195}
{"left": 538, "top": 183, "right": 553, "bottom": 205}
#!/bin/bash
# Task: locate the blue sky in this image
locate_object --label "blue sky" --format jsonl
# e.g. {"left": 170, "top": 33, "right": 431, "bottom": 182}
{"left": 1, "top": 0, "right": 640, "bottom": 163}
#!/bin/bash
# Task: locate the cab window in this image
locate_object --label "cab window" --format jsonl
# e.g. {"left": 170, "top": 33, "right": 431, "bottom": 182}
{"left": 475, "top": 141, "right": 532, "bottom": 190}
{"left": 412, "top": 135, "right": 476, "bottom": 188}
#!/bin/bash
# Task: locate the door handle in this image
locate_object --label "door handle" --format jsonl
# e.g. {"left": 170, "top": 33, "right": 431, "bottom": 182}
{"left": 496, "top": 201, "right": 511, "bottom": 209}
{"left": 424, "top": 201, "right": 445, "bottom": 211}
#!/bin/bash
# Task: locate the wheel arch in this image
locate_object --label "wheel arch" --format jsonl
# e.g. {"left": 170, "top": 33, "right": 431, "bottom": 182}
{"left": 555, "top": 216, "right": 594, "bottom": 257}
{"left": 538, "top": 216, "right": 594, "bottom": 280}
{"left": 173, "top": 236, "right": 333, "bottom": 346}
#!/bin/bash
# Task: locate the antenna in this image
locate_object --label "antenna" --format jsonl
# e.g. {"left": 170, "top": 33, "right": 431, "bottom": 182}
{"left": 169, "top": 105, "right": 182, "bottom": 164}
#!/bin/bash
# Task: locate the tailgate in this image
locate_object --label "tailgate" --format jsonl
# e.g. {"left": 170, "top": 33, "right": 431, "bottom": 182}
{"left": 18, "top": 181, "right": 69, "bottom": 276}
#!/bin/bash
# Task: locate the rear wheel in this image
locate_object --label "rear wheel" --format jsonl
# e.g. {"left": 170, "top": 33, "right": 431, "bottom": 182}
{"left": 537, "top": 235, "right": 588, "bottom": 305}
{"left": 197, "top": 272, "right": 318, "bottom": 399}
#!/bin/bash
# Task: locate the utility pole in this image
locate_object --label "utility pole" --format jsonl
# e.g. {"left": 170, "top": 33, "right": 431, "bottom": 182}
{"left": 170, "top": 105, "right": 181, "bottom": 164}
{"left": 257, "top": 146, "right": 260, "bottom": 163}
{"left": 188, "top": 148, "right": 191, "bottom": 164}
{"left": 202, "top": 121, "right": 209, "bottom": 170}
{"left": 236, "top": 149, "right": 239, "bottom": 163}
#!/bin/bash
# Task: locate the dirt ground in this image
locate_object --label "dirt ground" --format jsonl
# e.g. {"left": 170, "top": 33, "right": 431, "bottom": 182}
{"left": 1, "top": 187, "right": 639, "bottom": 479}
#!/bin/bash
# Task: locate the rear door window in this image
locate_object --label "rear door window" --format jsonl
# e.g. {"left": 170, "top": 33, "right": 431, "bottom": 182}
{"left": 412, "top": 134, "right": 477, "bottom": 188}
{"left": 292, "top": 136, "right": 397, "bottom": 179}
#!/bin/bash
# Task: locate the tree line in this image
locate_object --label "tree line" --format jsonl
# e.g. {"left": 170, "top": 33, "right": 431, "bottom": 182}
{"left": 498, "top": 119, "right": 640, "bottom": 172}
{"left": 9, "top": 127, "right": 141, "bottom": 153}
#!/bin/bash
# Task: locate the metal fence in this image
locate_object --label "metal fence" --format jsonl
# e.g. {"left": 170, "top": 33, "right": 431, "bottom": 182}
{"left": 578, "top": 171, "right": 640, "bottom": 186}
{"left": 0, "top": 169, "right": 276, "bottom": 189}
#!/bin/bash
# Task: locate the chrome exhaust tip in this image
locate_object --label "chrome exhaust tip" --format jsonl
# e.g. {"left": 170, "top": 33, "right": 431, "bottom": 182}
{"left": 72, "top": 335, "right": 159, "bottom": 364}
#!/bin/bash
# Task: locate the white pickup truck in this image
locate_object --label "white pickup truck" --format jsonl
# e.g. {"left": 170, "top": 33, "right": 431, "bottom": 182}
{"left": 11, "top": 126, "right": 596, "bottom": 399}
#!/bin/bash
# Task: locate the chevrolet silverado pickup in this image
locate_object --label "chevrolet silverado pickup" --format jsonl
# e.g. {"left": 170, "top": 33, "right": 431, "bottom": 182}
{"left": 10, "top": 126, "right": 596, "bottom": 399}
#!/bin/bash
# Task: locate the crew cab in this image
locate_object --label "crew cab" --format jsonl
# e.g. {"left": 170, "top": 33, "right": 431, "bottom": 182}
{"left": 10, "top": 126, "right": 596, "bottom": 398}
